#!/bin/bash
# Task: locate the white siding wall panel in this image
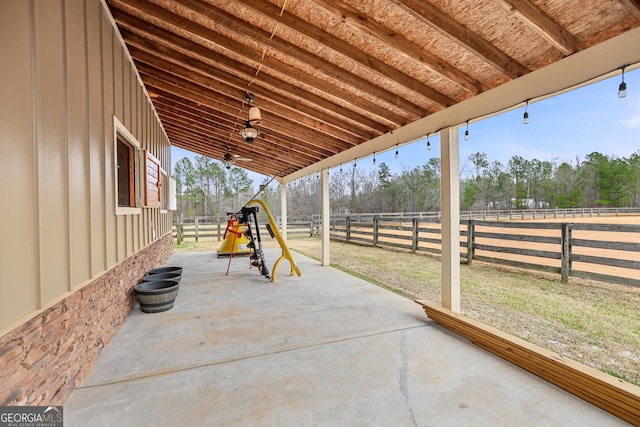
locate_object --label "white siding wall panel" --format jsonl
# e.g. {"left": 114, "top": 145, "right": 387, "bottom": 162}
{"left": 87, "top": 0, "right": 107, "bottom": 277}
{"left": 65, "top": 0, "right": 92, "bottom": 289}
{"left": 34, "top": 0, "right": 70, "bottom": 304}
{"left": 0, "top": 0, "right": 173, "bottom": 333}
{"left": 113, "top": 45, "right": 126, "bottom": 262}
{"left": 0, "top": 0, "right": 40, "bottom": 325}
{"left": 102, "top": 14, "right": 117, "bottom": 270}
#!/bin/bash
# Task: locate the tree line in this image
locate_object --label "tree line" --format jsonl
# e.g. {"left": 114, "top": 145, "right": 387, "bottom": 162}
{"left": 172, "top": 151, "right": 640, "bottom": 219}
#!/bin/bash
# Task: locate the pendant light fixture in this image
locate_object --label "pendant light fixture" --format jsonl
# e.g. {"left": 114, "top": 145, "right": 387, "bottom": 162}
{"left": 239, "top": 93, "right": 261, "bottom": 142}
{"left": 618, "top": 66, "right": 627, "bottom": 98}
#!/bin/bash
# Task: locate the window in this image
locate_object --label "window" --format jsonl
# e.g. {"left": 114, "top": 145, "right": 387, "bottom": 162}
{"left": 117, "top": 135, "right": 136, "bottom": 207}
{"left": 114, "top": 117, "right": 141, "bottom": 215}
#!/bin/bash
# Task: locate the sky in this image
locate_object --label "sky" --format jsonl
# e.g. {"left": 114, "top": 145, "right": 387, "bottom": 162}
{"left": 171, "top": 67, "right": 640, "bottom": 183}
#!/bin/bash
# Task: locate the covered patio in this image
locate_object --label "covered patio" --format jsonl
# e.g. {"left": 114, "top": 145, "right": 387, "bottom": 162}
{"left": 64, "top": 249, "right": 629, "bottom": 426}
{"left": 4, "top": 0, "right": 640, "bottom": 417}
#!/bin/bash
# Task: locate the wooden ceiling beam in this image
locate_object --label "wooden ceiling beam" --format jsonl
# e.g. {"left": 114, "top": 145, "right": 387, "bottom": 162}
{"left": 115, "top": 18, "right": 411, "bottom": 127}
{"left": 309, "top": 0, "right": 484, "bottom": 94}
{"left": 165, "top": 123, "right": 310, "bottom": 167}
{"left": 228, "top": 0, "right": 457, "bottom": 107}
{"left": 395, "top": 0, "right": 530, "bottom": 78}
{"left": 160, "top": 119, "right": 315, "bottom": 168}
{"left": 169, "top": 134, "right": 291, "bottom": 176}
{"left": 135, "top": 61, "right": 368, "bottom": 148}
{"left": 497, "top": 0, "right": 583, "bottom": 55}
{"left": 125, "top": 36, "right": 394, "bottom": 134}
{"left": 147, "top": 86, "right": 352, "bottom": 158}
{"left": 618, "top": 0, "right": 640, "bottom": 20}
{"left": 156, "top": 107, "right": 329, "bottom": 164}
{"left": 110, "top": 0, "right": 429, "bottom": 118}
{"left": 153, "top": 98, "right": 332, "bottom": 161}
{"left": 133, "top": 56, "right": 371, "bottom": 145}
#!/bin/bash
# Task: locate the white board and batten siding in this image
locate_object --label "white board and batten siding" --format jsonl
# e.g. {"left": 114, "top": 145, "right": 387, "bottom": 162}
{"left": 0, "top": 0, "right": 173, "bottom": 334}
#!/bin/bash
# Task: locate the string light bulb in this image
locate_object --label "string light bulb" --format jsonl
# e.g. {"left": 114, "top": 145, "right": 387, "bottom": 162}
{"left": 426, "top": 134, "right": 431, "bottom": 150}
{"left": 523, "top": 100, "right": 529, "bottom": 124}
{"left": 373, "top": 152, "right": 376, "bottom": 165}
{"left": 395, "top": 144, "right": 399, "bottom": 159}
{"left": 464, "top": 121, "right": 469, "bottom": 140}
{"left": 354, "top": 159, "right": 357, "bottom": 168}
{"left": 618, "top": 66, "right": 627, "bottom": 98}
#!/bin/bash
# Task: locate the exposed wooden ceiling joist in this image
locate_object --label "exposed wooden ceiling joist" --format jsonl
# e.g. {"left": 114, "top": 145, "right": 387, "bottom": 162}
{"left": 394, "top": 0, "right": 531, "bottom": 78}
{"left": 497, "top": 0, "right": 583, "bottom": 55}
{"left": 103, "top": 0, "right": 640, "bottom": 179}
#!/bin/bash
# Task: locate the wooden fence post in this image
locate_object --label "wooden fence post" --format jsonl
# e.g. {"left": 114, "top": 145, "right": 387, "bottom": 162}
{"left": 561, "top": 223, "right": 572, "bottom": 283}
{"left": 467, "top": 220, "right": 475, "bottom": 265}
{"left": 346, "top": 216, "right": 351, "bottom": 242}
{"left": 176, "top": 213, "right": 184, "bottom": 245}
{"left": 194, "top": 216, "right": 199, "bottom": 242}
{"left": 217, "top": 217, "right": 222, "bottom": 241}
{"left": 412, "top": 218, "right": 419, "bottom": 253}
{"left": 373, "top": 217, "right": 379, "bottom": 247}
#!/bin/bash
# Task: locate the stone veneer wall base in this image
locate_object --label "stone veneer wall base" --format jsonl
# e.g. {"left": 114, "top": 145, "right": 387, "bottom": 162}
{"left": 0, "top": 233, "right": 173, "bottom": 405}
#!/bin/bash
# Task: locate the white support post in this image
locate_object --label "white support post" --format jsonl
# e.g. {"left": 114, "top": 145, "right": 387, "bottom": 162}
{"left": 440, "top": 127, "right": 461, "bottom": 312}
{"left": 280, "top": 183, "right": 288, "bottom": 242}
{"left": 321, "top": 168, "right": 330, "bottom": 266}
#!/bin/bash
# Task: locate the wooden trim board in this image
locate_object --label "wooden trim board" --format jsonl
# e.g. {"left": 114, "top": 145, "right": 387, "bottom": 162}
{"left": 415, "top": 301, "right": 640, "bottom": 425}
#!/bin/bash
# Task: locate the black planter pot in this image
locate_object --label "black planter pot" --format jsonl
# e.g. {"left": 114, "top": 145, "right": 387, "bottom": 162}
{"left": 134, "top": 280, "right": 180, "bottom": 313}
{"left": 148, "top": 266, "right": 183, "bottom": 276}
{"left": 142, "top": 272, "right": 182, "bottom": 283}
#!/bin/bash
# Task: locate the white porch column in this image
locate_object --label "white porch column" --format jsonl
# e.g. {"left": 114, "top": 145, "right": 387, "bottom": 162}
{"left": 280, "top": 182, "right": 288, "bottom": 242}
{"left": 321, "top": 168, "right": 330, "bottom": 266}
{"left": 440, "top": 127, "right": 461, "bottom": 312}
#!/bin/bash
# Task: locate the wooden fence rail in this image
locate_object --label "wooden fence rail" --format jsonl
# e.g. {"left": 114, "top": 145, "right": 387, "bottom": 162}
{"left": 313, "top": 207, "right": 640, "bottom": 224}
{"left": 329, "top": 217, "right": 640, "bottom": 288}
{"left": 173, "top": 212, "right": 640, "bottom": 288}
{"left": 173, "top": 216, "right": 311, "bottom": 244}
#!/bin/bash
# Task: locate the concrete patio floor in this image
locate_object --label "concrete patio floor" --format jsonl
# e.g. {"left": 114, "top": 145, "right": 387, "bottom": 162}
{"left": 64, "top": 249, "right": 630, "bottom": 426}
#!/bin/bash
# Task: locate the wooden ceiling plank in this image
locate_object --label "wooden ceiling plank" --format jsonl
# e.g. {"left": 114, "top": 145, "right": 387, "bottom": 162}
{"left": 497, "top": 0, "right": 583, "bottom": 55}
{"left": 148, "top": 85, "right": 354, "bottom": 157}
{"left": 169, "top": 135, "right": 293, "bottom": 176}
{"left": 165, "top": 125, "right": 309, "bottom": 166}
{"left": 157, "top": 108, "right": 329, "bottom": 163}
{"left": 115, "top": 16, "right": 411, "bottom": 126}
{"left": 124, "top": 35, "right": 394, "bottom": 134}
{"left": 154, "top": 98, "right": 333, "bottom": 160}
{"left": 139, "top": 74, "right": 359, "bottom": 154}
{"left": 309, "top": 0, "right": 484, "bottom": 94}
{"left": 618, "top": 0, "right": 640, "bottom": 20}
{"left": 167, "top": 127, "right": 312, "bottom": 172}
{"left": 163, "top": 122, "right": 315, "bottom": 168}
{"left": 110, "top": 0, "right": 429, "bottom": 118}
{"left": 230, "top": 0, "right": 456, "bottom": 107}
{"left": 395, "top": 0, "right": 530, "bottom": 78}
{"left": 133, "top": 54, "right": 372, "bottom": 143}
{"left": 135, "top": 60, "right": 371, "bottom": 146}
